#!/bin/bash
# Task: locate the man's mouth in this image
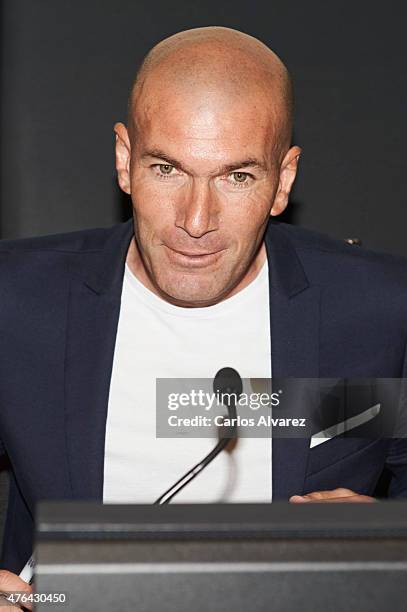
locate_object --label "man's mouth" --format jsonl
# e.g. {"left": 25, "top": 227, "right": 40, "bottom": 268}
{"left": 164, "top": 245, "right": 226, "bottom": 268}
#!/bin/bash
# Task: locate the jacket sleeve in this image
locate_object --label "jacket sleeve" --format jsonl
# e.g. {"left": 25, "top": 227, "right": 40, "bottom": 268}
{"left": 386, "top": 338, "right": 407, "bottom": 498}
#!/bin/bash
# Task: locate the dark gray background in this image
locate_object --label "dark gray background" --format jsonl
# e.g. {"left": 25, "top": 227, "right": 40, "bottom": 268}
{"left": 1, "top": 0, "right": 406, "bottom": 255}
{"left": 0, "top": 0, "right": 406, "bottom": 555}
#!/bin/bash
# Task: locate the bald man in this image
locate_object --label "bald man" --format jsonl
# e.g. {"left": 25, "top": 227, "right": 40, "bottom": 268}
{"left": 1, "top": 26, "right": 407, "bottom": 593}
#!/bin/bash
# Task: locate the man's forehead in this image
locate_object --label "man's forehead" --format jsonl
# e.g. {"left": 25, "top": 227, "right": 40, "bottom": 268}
{"left": 140, "top": 101, "right": 273, "bottom": 138}
{"left": 132, "top": 87, "right": 279, "bottom": 159}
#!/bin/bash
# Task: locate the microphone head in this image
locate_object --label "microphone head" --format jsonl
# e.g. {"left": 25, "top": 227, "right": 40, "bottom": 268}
{"left": 213, "top": 368, "right": 242, "bottom": 440}
{"left": 213, "top": 367, "right": 243, "bottom": 399}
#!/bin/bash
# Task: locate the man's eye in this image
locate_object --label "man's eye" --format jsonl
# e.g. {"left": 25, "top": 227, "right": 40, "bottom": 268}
{"left": 231, "top": 172, "right": 249, "bottom": 183}
{"left": 227, "top": 171, "right": 254, "bottom": 188}
{"left": 158, "top": 164, "right": 174, "bottom": 175}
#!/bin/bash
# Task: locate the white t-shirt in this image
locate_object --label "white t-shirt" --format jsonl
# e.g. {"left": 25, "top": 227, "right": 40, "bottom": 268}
{"left": 103, "top": 256, "right": 272, "bottom": 503}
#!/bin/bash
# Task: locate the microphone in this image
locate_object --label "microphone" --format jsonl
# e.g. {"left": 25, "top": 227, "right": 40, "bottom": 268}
{"left": 154, "top": 367, "right": 242, "bottom": 505}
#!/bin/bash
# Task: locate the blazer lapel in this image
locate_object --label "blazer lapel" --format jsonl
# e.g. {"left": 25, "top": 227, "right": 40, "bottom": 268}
{"left": 64, "top": 218, "right": 134, "bottom": 500}
{"left": 265, "top": 222, "right": 321, "bottom": 500}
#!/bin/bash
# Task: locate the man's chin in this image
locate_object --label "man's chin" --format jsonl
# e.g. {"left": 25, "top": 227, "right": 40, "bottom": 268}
{"left": 154, "top": 278, "right": 225, "bottom": 308}
{"left": 159, "top": 290, "right": 222, "bottom": 308}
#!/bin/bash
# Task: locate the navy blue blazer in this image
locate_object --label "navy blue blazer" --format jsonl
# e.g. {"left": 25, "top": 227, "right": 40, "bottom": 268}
{"left": 1, "top": 217, "right": 407, "bottom": 573}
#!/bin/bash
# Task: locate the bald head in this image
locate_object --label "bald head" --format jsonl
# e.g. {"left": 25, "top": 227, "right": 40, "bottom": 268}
{"left": 127, "top": 26, "right": 294, "bottom": 159}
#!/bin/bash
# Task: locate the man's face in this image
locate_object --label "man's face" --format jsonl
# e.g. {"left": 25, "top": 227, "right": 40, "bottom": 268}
{"left": 116, "top": 84, "right": 300, "bottom": 307}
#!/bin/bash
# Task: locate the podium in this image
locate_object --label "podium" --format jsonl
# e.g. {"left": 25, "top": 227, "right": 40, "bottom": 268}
{"left": 34, "top": 501, "right": 407, "bottom": 611}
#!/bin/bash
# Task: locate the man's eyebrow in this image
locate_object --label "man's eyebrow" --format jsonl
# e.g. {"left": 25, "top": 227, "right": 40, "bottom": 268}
{"left": 219, "top": 158, "right": 268, "bottom": 174}
{"left": 141, "top": 149, "right": 268, "bottom": 174}
{"left": 141, "top": 149, "right": 180, "bottom": 168}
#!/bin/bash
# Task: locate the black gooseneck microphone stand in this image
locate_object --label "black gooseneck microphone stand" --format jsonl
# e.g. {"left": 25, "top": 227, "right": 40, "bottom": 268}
{"left": 154, "top": 367, "right": 243, "bottom": 505}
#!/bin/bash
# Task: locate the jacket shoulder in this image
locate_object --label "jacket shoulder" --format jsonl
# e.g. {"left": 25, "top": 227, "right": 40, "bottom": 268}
{"left": 274, "top": 221, "right": 407, "bottom": 270}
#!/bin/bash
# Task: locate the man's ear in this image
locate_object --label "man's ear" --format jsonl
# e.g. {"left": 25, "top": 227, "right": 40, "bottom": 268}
{"left": 114, "top": 122, "right": 131, "bottom": 194}
{"left": 270, "top": 145, "right": 302, "bottom": 216}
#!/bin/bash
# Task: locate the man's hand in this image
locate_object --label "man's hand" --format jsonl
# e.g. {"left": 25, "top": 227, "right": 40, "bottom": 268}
{"left": 289, "top": 488, "right": 376, "bottom": 503}
{"left": 0, "top": 570, "right": 33, "bottom": 610}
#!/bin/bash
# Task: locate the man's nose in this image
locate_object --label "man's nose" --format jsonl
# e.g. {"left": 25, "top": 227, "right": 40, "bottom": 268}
{"left": 177, "top": 178, "right": 218, "bottom": 238}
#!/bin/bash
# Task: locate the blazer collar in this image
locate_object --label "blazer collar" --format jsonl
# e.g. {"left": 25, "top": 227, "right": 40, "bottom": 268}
{"left": 83, "top": 217, "right": 135, "bottom": 295}
{"left": 264, "top": 219, "right": 310, "bottom": 298}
